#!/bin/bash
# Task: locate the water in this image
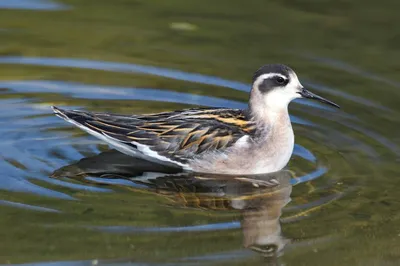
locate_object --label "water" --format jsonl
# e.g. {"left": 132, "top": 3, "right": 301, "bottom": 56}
{"left": 0, "top": 0, "right": 67, "bottom": 10}
{"left": 1, "top": 0, "right": 400, "bottom": 265}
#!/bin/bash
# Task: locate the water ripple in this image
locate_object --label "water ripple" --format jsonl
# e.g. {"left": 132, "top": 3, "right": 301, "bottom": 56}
{"left": 0, "top": 79, "right": 313, "bottom": 126}
{"left": 302, "top": 53, "right": 400, "bottom": 89}
{"left": 89, "top": 221, "right": 241, "bottom": 233}
{"left": 0, "top": 0, "right": 68, "bottom": 10}
{"left": 0, "top": 54, "right": 393, "bottom": 264}
{"left": 0, "top": 56, "right": 342, "bottom": 111}
{"left": 0, "top": 199, "right": 60, "bottom": 213}
{"left": 290, "top": 168, "right": 328, "bottom": 185}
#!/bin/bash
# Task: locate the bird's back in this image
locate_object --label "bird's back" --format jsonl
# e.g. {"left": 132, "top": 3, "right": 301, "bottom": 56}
{"left": 52, "top": 106, "right": 256, "bottom": 169}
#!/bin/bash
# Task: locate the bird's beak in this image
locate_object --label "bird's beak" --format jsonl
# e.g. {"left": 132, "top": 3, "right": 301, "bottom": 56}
{"left": 298, "top": 88, "right": 340, "bottom": 108}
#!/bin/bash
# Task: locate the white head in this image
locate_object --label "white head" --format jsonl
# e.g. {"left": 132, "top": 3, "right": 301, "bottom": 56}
{"left": 249, "top": 64, "right": 339, "bottom": 121}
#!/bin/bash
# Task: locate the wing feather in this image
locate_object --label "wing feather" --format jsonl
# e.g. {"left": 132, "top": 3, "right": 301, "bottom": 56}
{"left": 53, "top": 106, "right": 256, "bottom": 164}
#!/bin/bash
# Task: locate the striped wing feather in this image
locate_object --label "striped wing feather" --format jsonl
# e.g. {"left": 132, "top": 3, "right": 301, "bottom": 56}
{"left": 55, "top": 107, "right": 256, "bottom": 163}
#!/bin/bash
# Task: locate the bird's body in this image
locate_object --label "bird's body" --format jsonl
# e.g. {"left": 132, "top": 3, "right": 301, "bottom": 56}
{"left": 52, "top": 64, "right": 339, "bottom": 175}
{"left": 53, "top": 106, "right": 294, "bottom": 174}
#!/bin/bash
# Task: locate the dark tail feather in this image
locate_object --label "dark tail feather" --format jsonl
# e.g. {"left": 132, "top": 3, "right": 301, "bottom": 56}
{"left": 52, "top": 106, "right": 92, "bottom": 125}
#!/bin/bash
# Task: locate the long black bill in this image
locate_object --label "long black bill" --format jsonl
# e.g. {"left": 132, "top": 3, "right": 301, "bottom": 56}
{"left": 298, "top": 88, "right": 340, "bottom": 108}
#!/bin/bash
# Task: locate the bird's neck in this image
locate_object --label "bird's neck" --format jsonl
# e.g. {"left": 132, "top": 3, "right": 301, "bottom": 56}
{"left": 248, "top": 97, "right": 291, "bottom": 131}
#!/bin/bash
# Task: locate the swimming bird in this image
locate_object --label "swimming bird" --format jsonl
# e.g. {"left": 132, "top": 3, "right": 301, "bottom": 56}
{"left": 52, "top": 64, "right": 339, "bottom": 175}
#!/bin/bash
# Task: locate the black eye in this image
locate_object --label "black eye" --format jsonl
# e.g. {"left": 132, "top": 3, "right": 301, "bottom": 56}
{"left": 276, "top": 76, "right": 285, "bottom": 84}
{"left": 264, "top": 244, "right": 277, "bottom": 253}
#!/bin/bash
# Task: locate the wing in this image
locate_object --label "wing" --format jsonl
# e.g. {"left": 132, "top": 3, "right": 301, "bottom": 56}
{"left": 52, "top": 106, "right": 256, "bottom": 165}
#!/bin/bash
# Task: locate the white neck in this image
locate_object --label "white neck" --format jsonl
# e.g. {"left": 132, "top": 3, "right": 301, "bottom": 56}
{"left": 249, "top": 89, "right": 291, "bottom": 127}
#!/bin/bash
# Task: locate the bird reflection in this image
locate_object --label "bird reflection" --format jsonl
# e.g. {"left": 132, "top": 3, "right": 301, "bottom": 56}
{"left": 52, "top": 149, "right": 293, "bottom": 259}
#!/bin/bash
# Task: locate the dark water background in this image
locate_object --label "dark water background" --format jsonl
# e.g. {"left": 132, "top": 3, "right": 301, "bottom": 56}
{"left": 1, "top": 0, "right": 400, "bottom": 265}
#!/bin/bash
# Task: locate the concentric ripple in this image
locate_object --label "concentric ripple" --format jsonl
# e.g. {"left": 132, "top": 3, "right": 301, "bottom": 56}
{"left": 0, "top": 55, "right": 397, "bottom": 264}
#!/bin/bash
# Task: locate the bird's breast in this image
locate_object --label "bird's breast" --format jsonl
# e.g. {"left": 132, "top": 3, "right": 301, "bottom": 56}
{"left": 245, "top": 124, "right": 294, "bottom": 174}
{"left": 188, "top": 125, "right": 294, "bottom": 175}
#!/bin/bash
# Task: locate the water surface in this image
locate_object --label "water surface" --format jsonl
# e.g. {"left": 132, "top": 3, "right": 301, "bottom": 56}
{"left": 0, "top": 0, "right": 67, "bottom": 10}
{"left": 1, "top": 0, "right": 400, "bottom": 265}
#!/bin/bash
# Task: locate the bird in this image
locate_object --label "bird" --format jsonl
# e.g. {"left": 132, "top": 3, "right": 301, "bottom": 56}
{"left": 52, "top": 64, "right": 339, "bottom": 175}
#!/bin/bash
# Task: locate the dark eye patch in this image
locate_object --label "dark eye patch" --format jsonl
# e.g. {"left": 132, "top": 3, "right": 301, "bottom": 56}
{"left": 258, "top": 76, "right": 289, "bottom": 93}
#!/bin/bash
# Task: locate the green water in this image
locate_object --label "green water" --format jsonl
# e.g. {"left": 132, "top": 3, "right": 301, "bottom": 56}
{"left": 0, "top": 0, "right": 400, "bottom": 265}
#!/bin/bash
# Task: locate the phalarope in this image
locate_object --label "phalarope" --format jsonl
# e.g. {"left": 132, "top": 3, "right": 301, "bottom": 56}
{"left": 52, "top": 64, "right": 339, "bottom": 175}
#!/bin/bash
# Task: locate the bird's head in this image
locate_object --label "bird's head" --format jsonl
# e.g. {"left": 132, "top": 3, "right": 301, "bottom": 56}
{"left": 250, "top": 64, "right": 339, "bottom": 116}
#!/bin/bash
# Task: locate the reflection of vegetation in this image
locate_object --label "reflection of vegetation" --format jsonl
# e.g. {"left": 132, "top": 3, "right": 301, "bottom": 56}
{"left": 0, "top": 0, "right": 399, "bottom": 265}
